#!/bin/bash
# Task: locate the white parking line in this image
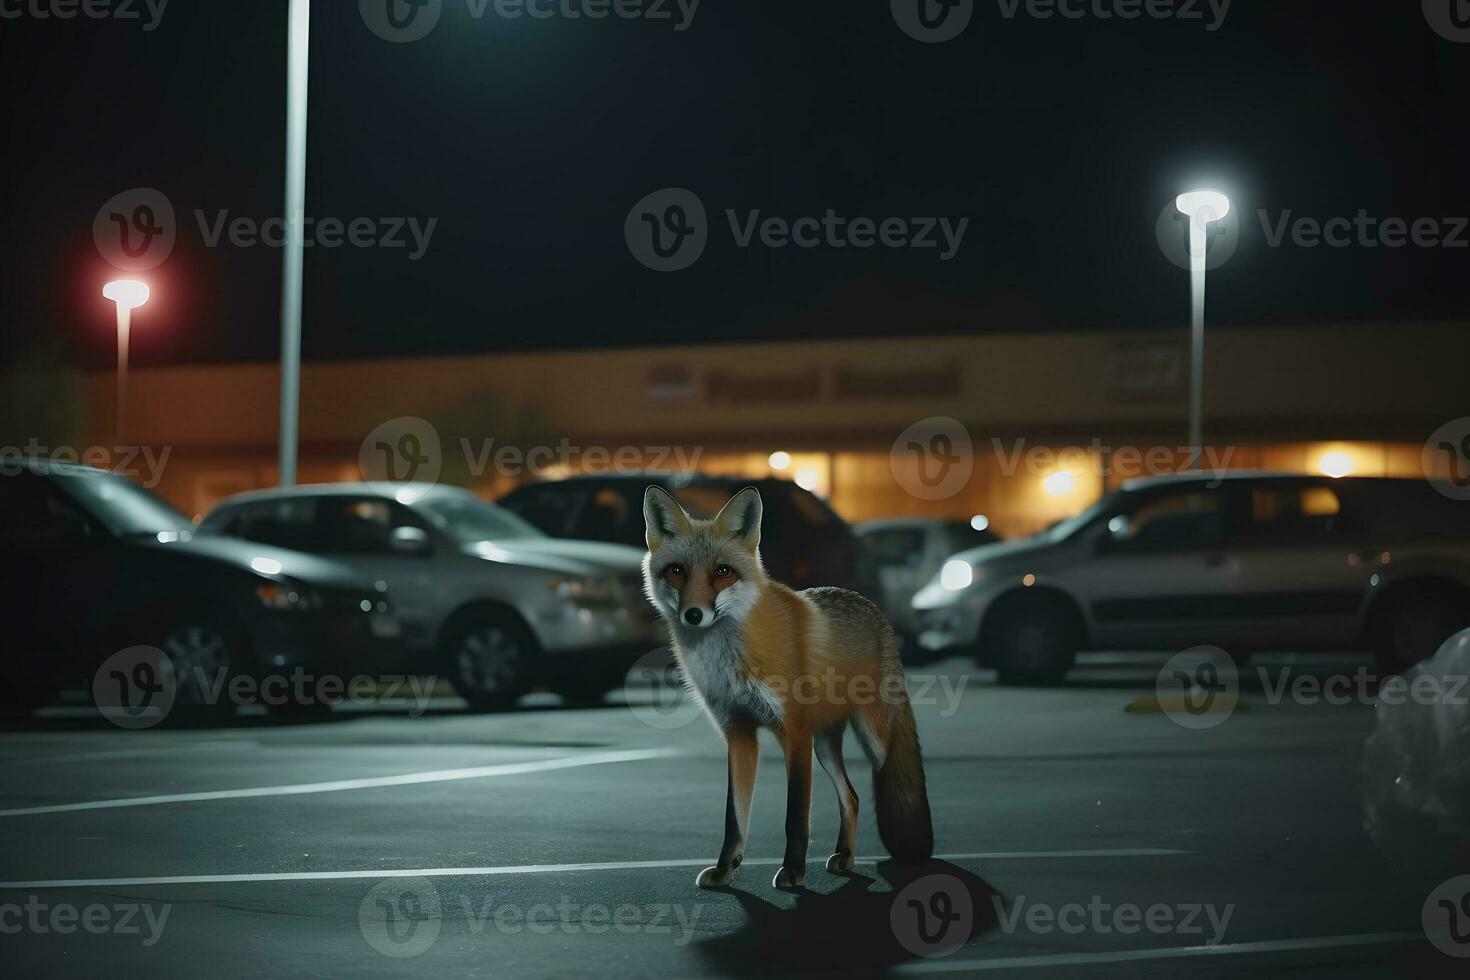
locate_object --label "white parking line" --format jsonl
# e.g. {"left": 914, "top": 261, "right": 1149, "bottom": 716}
{"left": 0, "top": 747, "right": 677, "bottom": 818}
{"left": 892, "top": 931, "right": 1423, "bottom": 973}
{"left": 0, "top": 849, "right": 1187, "bottom": 890}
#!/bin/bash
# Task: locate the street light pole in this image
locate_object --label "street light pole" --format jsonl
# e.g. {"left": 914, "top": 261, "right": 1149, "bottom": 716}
{"left": 103, "top": 279, "right": 150, "bottom": 444}
{"left": 277, "top": 0, "right": 310, "bottom": 486}
{"left": 1174, "top": 189, "right": 1230, "bottom": 469}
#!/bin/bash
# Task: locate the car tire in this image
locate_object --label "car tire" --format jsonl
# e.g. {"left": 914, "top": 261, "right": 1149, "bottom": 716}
{"left": 1371, "top": 586, "right": 1470, "bottom": 677}
{"left": 985, "top": 594, "right": 1081, "bottom": 686}
{"left": 446, "top": 611, "right": 535, "bottom": 712}
{"left": 157, "top": 611, "right": 246, "bottom": 722}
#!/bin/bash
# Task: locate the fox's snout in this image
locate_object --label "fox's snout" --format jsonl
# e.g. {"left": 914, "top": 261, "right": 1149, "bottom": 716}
{"left": 681, "top": 605, "right": 711, "bottom": 627}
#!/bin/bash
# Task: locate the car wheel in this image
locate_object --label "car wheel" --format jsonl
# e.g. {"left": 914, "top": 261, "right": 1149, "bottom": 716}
{"left": 158, "top": 613, "right": 244, "bottom": 720}
{"left": 447, "top": 612, "right": 534, "bottom": 712}
{"left": 1372, "top": 587, "right": 1470, "bottom": 677}
{"left": 985, "top": 595, "right": 1080, "bottom": 686}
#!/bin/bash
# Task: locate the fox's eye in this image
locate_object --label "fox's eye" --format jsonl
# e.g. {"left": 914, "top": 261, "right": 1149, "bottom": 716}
{"left": 714, "top": 564, "right": 733, "bottom": 579}
{"left": 664, "top": 564, "right": 686, "bottom": 581}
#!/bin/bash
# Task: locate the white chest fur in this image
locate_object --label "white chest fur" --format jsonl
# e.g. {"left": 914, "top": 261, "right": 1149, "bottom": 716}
{"left": 674, "top": 627, "right": 784, "bottom": 730}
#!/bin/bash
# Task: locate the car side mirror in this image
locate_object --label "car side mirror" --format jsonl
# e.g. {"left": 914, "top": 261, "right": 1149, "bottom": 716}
{"left": 388, "top": 525, "right": 431, "bottom": 555}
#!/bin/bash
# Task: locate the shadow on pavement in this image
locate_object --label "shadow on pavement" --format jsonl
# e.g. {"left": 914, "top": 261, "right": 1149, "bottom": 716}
{"left": 692, "top": 858, "right": 999, "bottom": 977}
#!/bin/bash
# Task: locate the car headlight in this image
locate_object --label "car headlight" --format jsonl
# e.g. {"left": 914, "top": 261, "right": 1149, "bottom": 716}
{"left": 549, "top": 576, "right": 616, "bottom": 604}
{"left": 940, "top": 559, "right": 974, "bottom": 591}
{"left": 255, "top": 580, "right": 324, "bottom": 611}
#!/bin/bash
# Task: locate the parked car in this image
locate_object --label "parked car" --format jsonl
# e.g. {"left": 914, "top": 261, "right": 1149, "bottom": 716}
{"left": 200, "top": 483, "right": 660, "bottom": 709}
{"left": 911, "top": 473, "right": 1470, "bottom": 684}
{"left": 0, "top": 459, "right": 391, "bottom": 716}
{"left": 498, "top": 474, "right": 876, "bottom": 597}
{"left": 856, "top": 517, "right": 999, "bottom": 650}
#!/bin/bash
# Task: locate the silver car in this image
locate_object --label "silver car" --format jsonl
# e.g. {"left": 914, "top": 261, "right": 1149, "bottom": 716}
{"left": 201, "top": 483, "right": 661, "bottom": 709}
{"left": 912, "top": 473, "right": 1470, "bottom": 684}
{"left": 855, "top": 517, "right": 998, "bottom": 648}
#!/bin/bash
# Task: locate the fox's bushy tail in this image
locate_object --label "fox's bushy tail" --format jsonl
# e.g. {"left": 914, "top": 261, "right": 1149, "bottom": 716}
{"left": 861, "top": 690, "right": 934, "bottom": 862}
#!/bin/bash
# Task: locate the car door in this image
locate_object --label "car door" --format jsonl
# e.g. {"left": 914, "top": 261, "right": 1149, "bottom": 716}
{"left": 860, "top": 525, "right": 930, "bottom": 623}
{"left": 1210, "top": 479, "right": 1368, "bottom": 649}
{"left": 316, "top": 496, "right": 443, "bottom": 652}
{"left": 1065, "top": 484, "right": 1237, "bottom": 651}
{"left": 0, "top": 471, "right": 119, "bottom": 670}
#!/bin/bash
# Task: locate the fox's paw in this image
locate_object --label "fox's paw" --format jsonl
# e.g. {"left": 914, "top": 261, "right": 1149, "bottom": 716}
{"left": 696, "top": 865, "right": 737, "bottom": 889}
{"left": 825, "top": 851, "right": 854, "bottom": 873}
{"left": 772, "top": 866, "right": 806, "bottom": 890}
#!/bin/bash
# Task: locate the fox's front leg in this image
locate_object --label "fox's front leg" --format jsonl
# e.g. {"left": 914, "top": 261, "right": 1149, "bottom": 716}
{"left": 773, "top": 727, "right": 813, "bottom": 890}
{"left": 696, "top": 721, "right": 758, "bottom": 889}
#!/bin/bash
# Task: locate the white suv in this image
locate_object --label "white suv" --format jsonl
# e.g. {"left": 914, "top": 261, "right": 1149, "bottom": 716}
{"left": 912, "top": 473, "right": 1470, "bottom": 684}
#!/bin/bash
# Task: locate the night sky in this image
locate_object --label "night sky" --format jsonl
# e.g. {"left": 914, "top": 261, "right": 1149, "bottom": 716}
{"left": 1, "top": 1, "right": 1466, "bottom": 370}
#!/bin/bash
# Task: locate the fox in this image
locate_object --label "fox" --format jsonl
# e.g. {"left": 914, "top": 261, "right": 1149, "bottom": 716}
{"left": 641, "top": 485, "right": 934, "bottom": 890}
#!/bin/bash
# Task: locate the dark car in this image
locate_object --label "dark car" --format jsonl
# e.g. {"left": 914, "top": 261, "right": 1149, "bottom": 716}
{"left": 498, "top": 474, "right": 876, "bottom": 597}
{"left": 0, "top": 459, "right": 392, "bottom": 716}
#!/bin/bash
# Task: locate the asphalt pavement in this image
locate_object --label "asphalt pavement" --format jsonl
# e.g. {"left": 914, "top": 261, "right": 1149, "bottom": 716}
{"left": 0, "top": 653, "right": 1461, "bottom": 979}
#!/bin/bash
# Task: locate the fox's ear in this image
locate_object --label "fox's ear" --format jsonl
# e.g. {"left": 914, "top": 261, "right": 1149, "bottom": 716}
{"left": 713, "top": 486, "right": 762, "bottom": 551}
{"left": 643, "top": 486, "right": 691, "bottom": 551}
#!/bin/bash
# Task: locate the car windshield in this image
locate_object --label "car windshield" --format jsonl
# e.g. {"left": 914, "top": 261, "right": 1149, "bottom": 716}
{"left": 416, "top": 494, "right": 546, "bottom": 543}
{"left": 50, "top": 468, "right": 193, "bottom": 536}
{"left": 1040, "top": 489, "right": 1130, "bottom": 542}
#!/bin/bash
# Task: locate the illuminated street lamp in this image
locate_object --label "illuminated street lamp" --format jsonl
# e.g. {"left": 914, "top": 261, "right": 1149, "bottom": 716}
{"left": 103, "top": 278, "right": 150, "bottom": 441}
{"left": 1174, "top": 189, "right": 1231, "bottom": 468}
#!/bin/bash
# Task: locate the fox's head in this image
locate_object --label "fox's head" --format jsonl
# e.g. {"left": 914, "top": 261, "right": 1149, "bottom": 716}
{"left": 642, "top": 485, "right": 766, "bottom": 631}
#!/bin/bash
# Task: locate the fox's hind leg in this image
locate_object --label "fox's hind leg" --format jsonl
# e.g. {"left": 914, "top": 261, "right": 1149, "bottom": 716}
{"left": 815, "top": 722, "right": 858, "bottom": 873}
{"left": 697, "top": 721, "right": 758, "bottom": 889}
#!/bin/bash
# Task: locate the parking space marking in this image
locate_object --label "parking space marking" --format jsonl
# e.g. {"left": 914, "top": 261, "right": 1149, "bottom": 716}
{"left": 892, "top": 931, "right": 1423, "bottom": 973}
{"left": 0, "top": 849, "right": 1188, "bottom": 890}
{"left": 0, "top": 747, "right": 677, "bottom": 818}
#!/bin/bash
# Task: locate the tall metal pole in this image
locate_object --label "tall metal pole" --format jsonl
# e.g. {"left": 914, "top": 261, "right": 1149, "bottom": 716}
{"left": 1187, "top": 220, "right": 1207, "bottom": 470}
{"left": 277, "top": 0, "right": 310, "bottom": 486}
{"left": 116, "top": 306, "right": 130, "bottom": 444}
